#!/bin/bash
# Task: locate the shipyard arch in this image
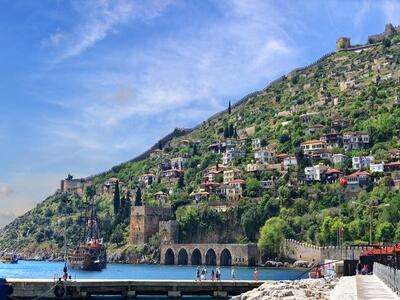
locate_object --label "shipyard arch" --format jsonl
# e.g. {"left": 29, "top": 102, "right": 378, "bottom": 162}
{"left": 205, "top": 248, "right": 217, "bottom": 265}
{"left": 177, "top": 248, "right": 188, "bottom": 265}
{"left": 191, "top": 248, "right": 202, "bottom": 265}
{"left": 220, "top": 248, "right": 232, "bottom": 266}
{"left": 165, "top": 248, "right": 175, "bottom": 265}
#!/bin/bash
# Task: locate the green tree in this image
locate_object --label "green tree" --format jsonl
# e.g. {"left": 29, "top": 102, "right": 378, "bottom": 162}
{"left": 241, "top": 206, "right": 263, "bottom": 241}
{"left": 110, "top": 225, "right": 125, "bottom": 244}
{"left": 258, "top": 217, "right": 286, "bottom": 259}
{"left": 135, "top": 187, "right": 142, "bottom": 206}
{"left": 376, "top": 221, "right": 394, "bottom": 243}
{"left": 245, "top": 177, "right": 261, "bottom": 197}
{"left": 113, "top": 180, "right": 121, "bottom": 215}
{"left": 382, "top": 38, "right": 391, "bottom": 48}
{"left": 228, "top": 100, "right": 231, "bottom": 114}
{"left": 177, "top": 173, "right": 185, "bottom": 189}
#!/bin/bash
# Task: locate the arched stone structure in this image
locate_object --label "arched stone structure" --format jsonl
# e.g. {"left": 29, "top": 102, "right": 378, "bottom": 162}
{"left": 177, "top": 248, "right": 188, "bottom": 265}
{"left": 191, "top": 248, "right": 202, "bottom": 265}
{"left": 160, "top": 243, "right": 258, "bottom": 266}
{"left": 205, "top": 248, "right": 217, "bottom": 265}
{"left": 165, "top": 248, "right": 175, "bottom": 265}
{"left": 220, "top": 248, "right": 232, "bottom": 266}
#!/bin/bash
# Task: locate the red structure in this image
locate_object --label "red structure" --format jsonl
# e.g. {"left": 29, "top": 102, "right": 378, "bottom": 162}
{"left": 360, "top": 245, "right": 400, "bottom": 271}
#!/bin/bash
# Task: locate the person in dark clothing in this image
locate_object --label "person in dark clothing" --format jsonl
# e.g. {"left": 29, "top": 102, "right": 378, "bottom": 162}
{"left": 356, "top": 261, "right": 362, "bottom": 275}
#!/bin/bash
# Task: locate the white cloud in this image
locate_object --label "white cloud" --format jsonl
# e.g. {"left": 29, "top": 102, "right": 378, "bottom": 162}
{"left": 43, "top": 0, "right": 176, "bottom": 60}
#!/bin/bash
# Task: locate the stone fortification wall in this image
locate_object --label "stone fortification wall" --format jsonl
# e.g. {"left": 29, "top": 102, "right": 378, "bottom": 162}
{"left": 283, "top": 239, "right": 370, "bottom": 263}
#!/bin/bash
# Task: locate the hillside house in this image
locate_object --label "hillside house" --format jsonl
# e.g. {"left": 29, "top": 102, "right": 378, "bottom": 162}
{"left": 254, "top": 148, "right": 275, "bottom": 163}
{"left": 261, "top": 180, "right": 276, "bottom": 190}
{"left": 384, "top": 161, "right": 400, "bottom": 172}
{"left": 320, "top": 133, "right": 343, "bottom": 148}
{"left": 370, "top": 163, "right": 384, "bottom": 173}
{"left": 343, "top": 132, "right": 370, "bottom": 151}
{"left": 252, "top": 138, "right": 263, "bottom": 150}
{"left": 225, "top": 138, "right": 237, "bottom": 148}
{"left": 200, "top": 181, "right": 219, "bottom": 194}
{"left": 352, "top": 156, "right": 374, "bottom": 170}
{"left": 161, "top": 169, "right": 182, "bottom": 180}
{"left": 304, "top": 164, "right": 327, "bottom": 182}
{"left": 140, "top": 173, "right": 157, "bottom": 185}
{"left": 311, "top": 149, "right": 333, "bottom": 162}
{"left": 246, "top": 162, "right": 265, "bottom": 173}
{"left": 153, "top": 191, "right": 168, "bottom": 205}
{"left": 283, "top": 156, "right": 298, "bottom": 170}
{"left": 208, "top": 141, "right": 227, "bottom": 154}
{"left": 331, "top": 119, "right": 350, "bottom": 132}
{"left": 215, "top": 185, "right": 241, "bottom": 202}
{"left": 223, "top": 148, "right": 246, "bottom": 165}
{"left": 103, "top": 177, "right": 123, "bottom": 195}
{"left": 324, "top": 168, "right": 342, "bottom": 183}
{"left": 192, "top": 191, "right": 209, "bottom": 203}
{"left": 300, "top": 140, "right": 327, "bottom": 155}
{"left": 332, "top": 153, "right": 347, "bottom": 166}
{"left": 207, "top": 163, "right": 227, "bottom": 173}
{"left": 389, "top": 149, "right": 400, "bottom": 160}
{"left": 346, "top": 171, "right": 371, "bottom": 193}
{"left": 203, "top": 170, "right": 220, "bottom": 183}
{"left": 223, "top": 168, "right": 242, "bottom": 184}
{"left": 307, "top": 123, "right": 324, "bottom": 135}
{"left": 228, "top": 179, "right": 246, "bottom": 191}
{"left": 159, "top": 159, "right": 172, "bottom": 171}
{"left": 299, "top": 112, "right": 319, "bottom": 124}
{"left": 171, "top": 153, "right": 190, "bottom": 170}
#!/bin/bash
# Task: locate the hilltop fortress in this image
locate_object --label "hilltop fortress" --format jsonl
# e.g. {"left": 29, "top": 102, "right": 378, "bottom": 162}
{"left": 337, "top": 23, "right": 400, "bottom": 50}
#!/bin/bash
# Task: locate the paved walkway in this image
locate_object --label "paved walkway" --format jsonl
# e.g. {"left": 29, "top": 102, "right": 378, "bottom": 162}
{"left": 330, "top": 275, "right": 399, "bottom": 299}
{"left": 356, "top": 275, "right": 399, "bottom": 299}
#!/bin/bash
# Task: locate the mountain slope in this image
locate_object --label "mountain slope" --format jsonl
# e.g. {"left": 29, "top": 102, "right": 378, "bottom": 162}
{"left": 2, "top": 35, "right": 400, "bottom": 260}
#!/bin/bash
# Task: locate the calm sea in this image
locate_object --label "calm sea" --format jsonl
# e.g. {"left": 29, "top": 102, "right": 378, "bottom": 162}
{"left": 0, "top": 261, "right": 307, "bottom": 299}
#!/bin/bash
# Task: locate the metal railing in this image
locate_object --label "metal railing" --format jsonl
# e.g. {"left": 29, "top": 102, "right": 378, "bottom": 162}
{"left": 373, "top": 262, "right": 400, "bottom": 294}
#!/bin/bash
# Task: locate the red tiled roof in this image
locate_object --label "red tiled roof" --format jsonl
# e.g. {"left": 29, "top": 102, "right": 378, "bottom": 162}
{"left": 348, "top": 171, "right": 370, "bottom": 177}
{"left": 301, "top": 140, "right": 325, "bottom": 145}
{"left": 326, "top": 168, "right": 341, "bottom": 174}
{"left": 385, "top": 161, "right": 400, "bottom": 166}
{"left": 229, "top": 179, "right": 246, "bottom": 184}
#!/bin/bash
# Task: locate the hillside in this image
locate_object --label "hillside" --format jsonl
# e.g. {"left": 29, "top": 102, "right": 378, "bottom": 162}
{"left": 2, "top": 31, "right": 400, "bottom": 262}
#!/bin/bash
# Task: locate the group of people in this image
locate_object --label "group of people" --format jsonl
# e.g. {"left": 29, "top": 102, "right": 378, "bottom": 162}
{"left": 195, "top": 266, "right": 260, "bottom": 281}
{"left": 196, "top": 266, "right": 223, "bottom": 281}
{"left": 356, "top": 261, "right": 369, "bottom": 275}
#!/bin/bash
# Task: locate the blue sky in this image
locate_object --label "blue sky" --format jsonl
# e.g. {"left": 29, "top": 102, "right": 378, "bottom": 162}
{"left": 0, "top": 0, "right": 399, "bottom": 227}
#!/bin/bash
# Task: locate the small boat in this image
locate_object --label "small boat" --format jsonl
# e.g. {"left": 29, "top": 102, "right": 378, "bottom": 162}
{"left": 0, "top": 254, "right": 18, "bottom": 264}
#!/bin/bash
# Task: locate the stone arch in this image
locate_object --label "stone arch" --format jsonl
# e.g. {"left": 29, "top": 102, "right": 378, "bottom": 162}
{"left": 220, "top": 248, "right": 232, "bottom": 266}
{"left": 165, "top": 248, "right": 175, "bottom": 265}
{"left": 205, "top": 248, "right": 217, "bottom": 265}
{"left": 191, "top": 248, "right": 202, "bottom": 265}
{"left": 177, "top": 248, "right": 188, "bottom": 265}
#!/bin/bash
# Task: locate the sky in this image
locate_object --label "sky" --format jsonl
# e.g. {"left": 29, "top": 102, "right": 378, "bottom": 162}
{"left": 0, "top": 0, "right": 399, "bottom": 228}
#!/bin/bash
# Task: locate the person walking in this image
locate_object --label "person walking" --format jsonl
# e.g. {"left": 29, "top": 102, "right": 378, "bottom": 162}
{"left": 211, "top": 269, "right": 215, "bottom": 281}
{"left": 231, "top": 267, "right": 236, "bottom": 280}
{"left": 356, "top": 261, "right": 362, "bottom": 275}
{"left": 253, "top": 268, "right": 259, "bottom": 281}
{"left": 216, "top": 267, "right": 221, "bottom": 281}
{"left": 196, "top": 266, "right": 200, "bottom": 281}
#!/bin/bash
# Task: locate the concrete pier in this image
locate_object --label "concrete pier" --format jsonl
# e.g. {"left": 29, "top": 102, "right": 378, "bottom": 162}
{"left": 7, "top": 279, "right": 263, "bottom": 299}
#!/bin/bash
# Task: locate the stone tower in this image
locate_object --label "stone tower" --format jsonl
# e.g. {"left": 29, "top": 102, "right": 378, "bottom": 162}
{"left": 130, "top": 206, "right": 174, "bottom": 245}
{"left": 336, "top": 37, "right": 351, "bottom": 51}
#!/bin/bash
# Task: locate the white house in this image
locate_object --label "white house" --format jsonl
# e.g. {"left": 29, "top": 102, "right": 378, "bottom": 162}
{"left": 370, "top": 163, "right": 384, "bottom": 173}
{"left": 251, "top": 138, "right": 263, "bottom": 150}
{"left": 352, "top": 156, "right": 374, "bottom": 170}
{"left": 283, "top": 156, "right": 298, "bottom": 170}
{"left": 343, "top": 132, "right": 370, "bottom": 151}
{"left": 223, "top": 148, "right": 246, "bottom": 165}
{"left": 254, "top": 148, "right": 275, "bottom": 163}
{"left": 332, "top": 153, "right": 347, "bottom": 166}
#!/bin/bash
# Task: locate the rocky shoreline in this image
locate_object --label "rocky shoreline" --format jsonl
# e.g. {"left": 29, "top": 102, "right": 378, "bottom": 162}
{"left": 231, "top": 278, "right": 338, "bottom": 300}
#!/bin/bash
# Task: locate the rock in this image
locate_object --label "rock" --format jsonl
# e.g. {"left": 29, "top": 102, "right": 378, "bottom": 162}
{"left": 293, "top": 260, "right": 310, "bottom": 268}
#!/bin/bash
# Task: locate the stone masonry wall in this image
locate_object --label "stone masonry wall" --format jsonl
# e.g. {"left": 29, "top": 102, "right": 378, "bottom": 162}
{"left": 282, "top": 239, "right": 370, "bottom": 263}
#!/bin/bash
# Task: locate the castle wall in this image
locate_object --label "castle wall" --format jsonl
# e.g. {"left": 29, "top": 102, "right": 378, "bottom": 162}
{"left": 282, "top": 239, "right": 370, "bottom": 263}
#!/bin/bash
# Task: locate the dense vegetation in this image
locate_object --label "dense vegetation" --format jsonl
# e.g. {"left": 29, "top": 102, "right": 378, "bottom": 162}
{"left": 1, "top": 35, "right": 400, "bottom": 261}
